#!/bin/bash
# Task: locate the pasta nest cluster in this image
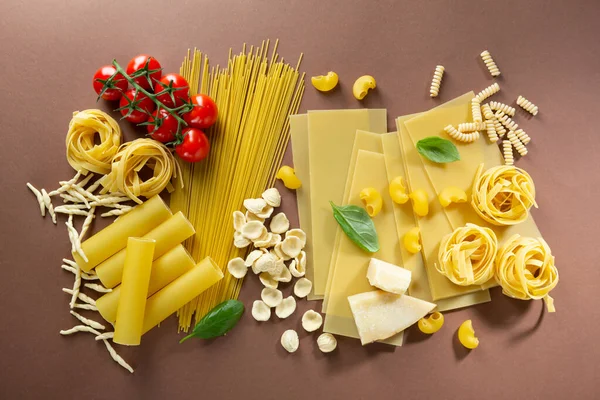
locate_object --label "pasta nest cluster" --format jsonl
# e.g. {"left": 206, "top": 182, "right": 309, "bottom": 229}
{"left": 436, "top": 223, "right": 498, "bottom": 286}
{"left": 495, "top": 234, "right": 558, "bottom": 312}
{"left": 66, "top": 110, "right": 122, "bottom": 175}
{"left": 471, "top": 164, "right": 537, "bottom": 226}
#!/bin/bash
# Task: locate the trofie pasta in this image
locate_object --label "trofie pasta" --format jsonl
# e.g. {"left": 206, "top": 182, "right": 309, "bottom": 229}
{"left": 488, "top": 101, "right": 515, "bottom": 117}
{"left": 475, "top": 83, "right": 500, "bottom": 102}
{"left": 66, "top": 109, "right": 122, "bottom": 175}
{"left": 517, "top": 95, "right": 539, "bottom": 115}
{"left": 471, "top": 164, "right": 537, "bottom": 225}
{"left": 99, "top": 138, "right": 182, "bottom": 204}
{"left": 429, "top": 65, "right": 445, "bottom": 97}
{"left": 495, "top": 235, "right": 558, "bottom": 312}
{"left": 436, "top": 223, "right": 498, "bottom": 286}
{"left": 480, "top": 50, "right": 501, "bottom": 77}
{"left": 444, "top": 125, "right": 480, "bottom": 143}
{"left": 503, "top": 140, "right": 514, "bottom": 165}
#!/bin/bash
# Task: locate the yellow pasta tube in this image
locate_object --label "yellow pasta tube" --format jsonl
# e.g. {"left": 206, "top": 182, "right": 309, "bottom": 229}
{"left": 403, "top": 227, "right": 421, "bottom": 254}
{"left": 73, "top": 195, "right": 172, "bottom": 272}
{"left": 96, "top": 244, "right": 195, "bottom": 324}
{"left": 359, "top": 187, "right": 383, "bottom": 217}
{"left": 418, "top": 312, "right": 444, "bottom": 334}
{"left": 409, "top": 189, "right": 429, "bottom": 217}
{"left": 276, "top": 166, "right": 302, "bottom": 189}
{"left": 113, "top": 237, "right": 155, "bottom": 346}
{"left": 311, "top": 71, "right": 339, "bottom": 92}
{"left": 458, "top": 320, "right": 479, "bottom": 349}
{"left": 95, "top": 211, "right": 195, "bottom": 288}
{"left": 438, "top": 187, "right": 468, "bottom": 207}
{"left": 142, "top": 257, "right": 224, "bottom": 334}
{"left": 388, "top": 176, "right": 409, "bottom": 204}
{"left": 352, "top": 75, "right": 376, "bottom": 100}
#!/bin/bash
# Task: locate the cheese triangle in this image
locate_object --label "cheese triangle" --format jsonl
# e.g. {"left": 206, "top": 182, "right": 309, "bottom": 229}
{"left": 348, "top": 290, "right": 436, "bottom": 345}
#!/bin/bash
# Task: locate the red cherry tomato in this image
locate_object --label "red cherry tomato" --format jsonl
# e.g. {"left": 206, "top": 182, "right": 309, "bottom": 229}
{"left": 183, "top": 94, "right": 218, "bottom": 130}
{"left": 175, "top": 128, "right": 210, "bottom": 162}
{"left": 147, "top": 108, "right": 178, "bottom": 143}
{"left": 154, "top": 73, "right": 190, "bottom": 108}
{"left": 126, "top": 54, "right": 162, "bottom": 89}
{"left": 119, "top": 89, "right": 156, "bottom": 124}
{"left": 92, "top": 65, "right": 128, "bottom": 101}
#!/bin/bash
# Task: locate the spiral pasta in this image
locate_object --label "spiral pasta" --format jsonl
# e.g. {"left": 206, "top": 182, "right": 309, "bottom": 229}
{"left": 471, "top": 98, "right": 483, "bottom": 122}
{"left": 507, "top": 131, "right": 528, "bottom": 156}
{"left": 480, "top": 50, "right": 501, "bottom": 77}
{"left": 495, "top": 234, "right": 558, "bottom": 312}
{"left": 481, "top": 103, "right": 494, "bottom": 120}
{"left": 489, "top": 101, "right": 515, "bottom": 117}
{"left": 485, "top": 120, "right": 498, "bottom": 143}
{"left": 493, "top": 119, "right": 507, "bottom": 138}
{"left": 444, "top": 125, "right": 480, "bottom": 143}
{"left": 517, "top": 95, "right": 539, "bottom": 115}
{"left": 475, "top": 83, "right": 500, "bottom": 102}
{"left": 471, "top": 164, "right": 537, "bottom": 225}
{"left": 495, "top": 111, "right": 519, "bottom": 131}
{"left": 503, "top": 140, "right": 514, "bottom": 166}
{"left": 66, "top": 110, "right": 123, "bottom": 175}
{"left": 436, "top": 223, "right": 498, "bottom": 286}
{"left": 458, "top": 122, "right": 485, "bottom": 132}
{"left": 99, "top": 138, "right": 182, "bottom": 204}
{"left": 515, "top": 128, "right": 531, "bottom": 145}
{"left": 430, "top": 65, "right": 445, "bottom": 97}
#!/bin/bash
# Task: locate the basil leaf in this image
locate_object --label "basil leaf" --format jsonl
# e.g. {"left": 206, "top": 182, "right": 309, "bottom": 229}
{"left": 416, "top": 136, "right": 460, "bottom": 163}
{"left": 330, "top": 201, "right": 379, "bottom": 253}
{"left": 179, "top": 300, "right": 244, "bottom": 343}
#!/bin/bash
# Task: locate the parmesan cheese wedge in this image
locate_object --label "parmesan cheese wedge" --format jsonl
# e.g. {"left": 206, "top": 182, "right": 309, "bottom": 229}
{"left": 348, "top": 291, "right": 435, "bottom": 345}
{"left": 366, "top": 258, "right": 411, "bottom": 295}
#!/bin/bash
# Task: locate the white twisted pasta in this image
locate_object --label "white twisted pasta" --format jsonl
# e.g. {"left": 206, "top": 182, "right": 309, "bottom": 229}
{"left": 99, "top": 138, "right": 182, "bottom": 204}
{"left": 480, "top": 50, "right": 501, "bottom": 77}
{"left": 495, "top": 111, "right": 519, "bottom": 131}
{"left": 458, "top": 122, "right": 485, "bottom": 132}
{"left": 437, "top": 223, "right": 498, "bottom": 286}
{"left": 481, "top": 103, "right": 494, "bottom": 120}
{"left": 471, "top": 99, "right": 483, "bottom": 122}
{"left": 493, "top": 119, "right": 507, "bottom": 138}
{"left": 517, "top": 95, "right": 539, "bottom": 115}
{"left": 471, "top": 164, "right": 537, "bottom": 225}
{"left": 515, "top": 128, "right": 531, "bottom": 145}
{"left": 444, "top": 125, "right": 480, "bottom": 143}
{"left": 485, "top": 120, "right": 498, "bottom": 143}
{"left": 495, "top": 235, "right": 558, "bottom": 312}
{"left": 475, "top": 83, "right": 500, "bottom": 102}
{"left": 430, "top": 65, "right": 445, "bottom": 97}
{"left": 489, "top": 101, "right": 516, "bottom": 117}
{"left": 507, "top": 131, "right": 528, "bottom": 156}
{"left": 503, "top": 140, "right": 514, "bottom": 166}
{"left": 66, "top": 110, "right": 123, "bottom": 175}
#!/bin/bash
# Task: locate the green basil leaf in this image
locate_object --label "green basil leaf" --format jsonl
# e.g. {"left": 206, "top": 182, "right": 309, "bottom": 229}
{"left": 416, "top": 136, "right": 460, "bottom": 163}
{"left": 179, "top": 300, "right": 244, "bottom": 343}
{"left": 330, "top": 201, "right": 379, "bottom": 253}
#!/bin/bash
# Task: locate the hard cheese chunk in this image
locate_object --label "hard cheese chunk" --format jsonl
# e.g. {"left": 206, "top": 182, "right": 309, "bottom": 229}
{"left": 367, "top": 258, "right": 411, "bottom": 295}
{"left": 348, "top": 291, "right": 436, "bottom": 345}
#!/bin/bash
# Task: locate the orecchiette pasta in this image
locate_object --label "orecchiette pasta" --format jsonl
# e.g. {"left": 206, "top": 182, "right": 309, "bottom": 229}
{"left": 488, "top": 101, "right": 515, "bottom": 116}
{"left": 475, "top": 83, "right": 500, "bottom": 102}
{"left": 507, "top": 131, "right": 528, "bottom": 156}
{"left": 516, "top": 95, "right": 539, "bottom": 116}
{"left": 429, "top": 65, "right": 445, "bottom": 97}
{"left": 503, "top": 140, "right": 514, "bottom": 166}
{"left": 480, "top": 50, "right": 501, "bottom": 77}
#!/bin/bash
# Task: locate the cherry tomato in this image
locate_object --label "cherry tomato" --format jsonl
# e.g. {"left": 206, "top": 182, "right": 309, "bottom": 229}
{"left": 126, "top": 54, "right": 162, "bottom": 89}
{"left": 92, "top": 65, "right": 128, "bottom": 101}
{"left": 183, "top": 94, "right": 218, "bottom": 130}
{"left": 147, "top": 108, "right": 178, "bottom": 143}
{"left": 175, "top": 128, "right": 210, "bottom": 162}
{"left": 119, "top": 89, "right": 155, "bottom": 124}
{"left": 154, "top": 73, "right": 190, "bottom": 108}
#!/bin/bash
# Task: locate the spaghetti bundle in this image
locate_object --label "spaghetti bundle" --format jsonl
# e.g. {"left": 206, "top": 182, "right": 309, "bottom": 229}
{"left": 100, "top": 138, "right": 182, "bottom": 204}
{"left": 471, "top": 164, "right": 537, "bottom": 226}
{"left": 171, "top": 41, "right": 305, "bottom": 331}
{"left": 66, "top": 109, "right": 122, "bottom": 174}
{"left": 437, "top": 223, "right": 497, "bottom": 286}
{"left": 495, "top": 234, "right": 558, "bottom": 312}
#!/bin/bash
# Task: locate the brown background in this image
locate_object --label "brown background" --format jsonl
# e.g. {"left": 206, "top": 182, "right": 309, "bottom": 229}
{"left": 1, "top": 0, "right": 599, "bottom": 399}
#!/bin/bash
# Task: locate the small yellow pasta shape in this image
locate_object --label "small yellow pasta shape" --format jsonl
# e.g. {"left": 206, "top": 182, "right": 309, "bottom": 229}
{"left": 485, "top": 120, "right": 498, "bottom": 143}
{"left": 458, "top": 320, "right": 479, "bottom": 349}
{"left": 507, "top": 131, "right": 528, "bottom": 156}
{"left": 352, "top": 75, "right": 376, "bottom": 100}
{"left": 489, "top": 101, "right": 515, "bottom": 117}
{"left": 311, "top": 71, "right": 339, "bottom": 92}
{"left": 480, "top": 50, "right": 501, "bottom": 77}
{"left": 475, "top": 83, "right": 500, "bottom": 102}
{"left": 418, "top": 312, "right": 444, "bottom": 334}
{"left": 471, "top": 98, "right": 483, "bottom": 122}
{"left": 517, "top": 95, "right": 539, "bottom": 116}
{"left": 276, "top": 166, "right": 302, "bottom": 190}
{"left": 409, "top": 189, "right": 429, "bottom": 217}
{"left": 359, "top": 187, "right": 383, "bottom": 217}
{"left": 444, "top": 125, "right": 480, "bottom": 143}
{"left": 438, "top": 186, "right": 467, "bottom": 207}
{"left": 403, "top": 227, "right": 421, "bottom": 254}
{"left": 503, "top": 140, "right": 514, "bottom": 166}
{"left": 388, "top": 176, "right": 409, "bottom": 204}
{"left": 430, "top": 65, "right": 445, "bottom": 97}
{"left": 495, "top": 111, "right": 519, "bottom": 131}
